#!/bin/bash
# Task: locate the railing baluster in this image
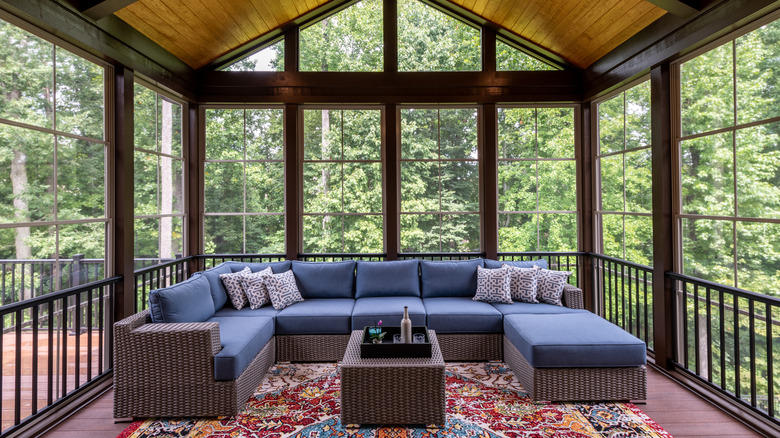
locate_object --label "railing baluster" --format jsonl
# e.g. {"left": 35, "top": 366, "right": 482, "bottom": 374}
{"left": 643, "top": 270, "right": 649, "bottom": 345}
{"left": 32, "top": 304, "right": 39, "bottom": 415}
{"left": 87, "top": 287, "right": 93, "bottom": 381}
{"left": 720, "top": 289, "right": 726, "bottom": 391}
{"left": 683, "top": 281, "right": 689, "bottom": 370}
{"left": 767, "top": 303, "right": 774, "bottom": 417}
{"left": 47, "top": 301, "right": 54, "bottom": 406}
{"left": 15, "top": 308, "right": 22, "bottom": 426}
{"left": 98, "top": 284, "right": 104, "bottom": 374}
{"left": 734, "top": 295, "right": 741, "bottom": 399}
{"left": 694, "top": 283, "right": 700, "bottom": 375}
{"left": 706, "top": 287, "right": 713, "bottom": 383}
{"left": 749, "top": 300, "right": 756, "bottom": 407}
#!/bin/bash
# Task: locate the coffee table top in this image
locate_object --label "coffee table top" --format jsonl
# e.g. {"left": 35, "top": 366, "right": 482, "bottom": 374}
{"left": 341, "top": 329, "right": 444, "bottom": 367}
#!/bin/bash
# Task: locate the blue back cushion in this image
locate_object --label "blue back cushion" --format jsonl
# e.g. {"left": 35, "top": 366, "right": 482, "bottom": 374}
{"left": 148, "top": 274, "right": 214, "bottom": 323}
{"left": 484, "top": 258, "right": 548, "bottom": 270}
{"left": 420, "top": 259, "right": 484, "bottom": 298}
{"left": 291, "top": 260, "right": 356, "bottom": 298}
{"left": 355, "top": 259, "right": 420, "bottom": 298}
{"left": 198, "top": 262, "right": 234, "bottom": 311}
{"left": 227, "top": 260, "right": 291, "bottom": 274}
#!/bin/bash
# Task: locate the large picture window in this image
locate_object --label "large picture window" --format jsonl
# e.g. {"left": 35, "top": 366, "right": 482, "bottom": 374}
{"left": 133, "top": 82, "right": 186, "bottom": 268}
{"left": 0, "top": 18, "right": 107, "bottom": 300}
{"left": 596, "top": 81, "right": 653, "bottom": 266}
{"left": 497, "top": 106, "right": 577, "bottom": 252}
{"left": 204, "top": 108, "right": 285, "bottom": 254}
{"left": 301, "top": 107, "right": 384, "bottom": 253}
{"left": 677, "top": 18, "right": 780, "bottom": 296}
{"left": 400, "top": 107, "right": 480, "bottom": 252}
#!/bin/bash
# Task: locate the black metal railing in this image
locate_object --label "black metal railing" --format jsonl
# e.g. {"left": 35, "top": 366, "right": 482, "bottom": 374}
{"left": 398, "top": 252, "right": 486, "bottom": 261}
{"left": 0, "top": 277, "right": 118, "bottom": 436}
{"left": 297, "top": 253, "right": 386, "bottom": 262}
{"left": 133, "top": 256, "right": 194, "bottom": 312}
{"left": 668, "top": 272, "right": 780, "bottom": 422}
{"left": 196, "top": 254, "right": 286, "bottom": 270}
{"left": 1, "top": 256, "right": 105, "bottom": 307}
{"left": 591, "top": 254, "right": 654, "bottom": 351}
{"left": 499, "top": 251, "right": 585, "bottom": 288}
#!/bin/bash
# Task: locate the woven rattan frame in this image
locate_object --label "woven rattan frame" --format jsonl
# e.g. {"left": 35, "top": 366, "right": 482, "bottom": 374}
{"left": 562, "top": 284, "right": 584, "bottom": 309}
{"left": 503, "top": 335, "right": 647, "bottom": 402}
{"left": 436, "top": 333, "right": 502, "bottom": 361}
{"left": 113, "top": 309, "right": 275, "bottom": 418}
{"left": 340, "top": 330, "right": 446, "bottom": 425}
{"left": 276, "top": 334, "right": 350, "bottom": 362}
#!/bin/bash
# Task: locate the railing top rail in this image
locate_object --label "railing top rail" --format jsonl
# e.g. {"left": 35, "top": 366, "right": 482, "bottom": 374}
{"left": 590, "top": 252, "right": 653, "bottom": 272}
{"left": 196, "top": 254, "right": 286, "bottom": 259}
{"left": 133, "top": 255, "right": 195, "bottom": 275}
{"left": 398, "top": 252, "right": 486, "bottom": 257}
{"left": 666, "top": 271, "right": 780, "bottom": 306}
{"left": 297, "top": 253, "right": 386, "bottom": 258}
{"left": 499, "top": 251, "right": 587, "bottom": 257}
{"left": 0, "top": 276, "right": 121, "bottom": 314}
{"left": 0, "top": 258, "right": 104, "bottom": 264}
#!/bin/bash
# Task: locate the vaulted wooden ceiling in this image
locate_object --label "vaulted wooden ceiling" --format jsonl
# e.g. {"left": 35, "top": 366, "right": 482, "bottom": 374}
{"left": 108, "top": 0, "right": 672, "bottom": 70}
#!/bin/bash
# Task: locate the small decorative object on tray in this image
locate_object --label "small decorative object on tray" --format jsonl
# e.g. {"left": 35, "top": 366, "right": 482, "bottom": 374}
{"left": 367, "top": 320, "right": 385, "bottom": 343}
{"left": 360, "top": 326, "right": 432, "bottom": 358}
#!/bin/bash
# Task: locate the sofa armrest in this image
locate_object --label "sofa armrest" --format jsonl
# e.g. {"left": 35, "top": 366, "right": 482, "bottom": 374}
{"left": 562, "top": 283, "right": 584, "bottom": 310}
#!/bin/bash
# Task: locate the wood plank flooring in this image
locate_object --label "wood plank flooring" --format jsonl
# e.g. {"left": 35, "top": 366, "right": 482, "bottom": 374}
{"left": 37, "top": 366, "right": 764, "bottom": 438}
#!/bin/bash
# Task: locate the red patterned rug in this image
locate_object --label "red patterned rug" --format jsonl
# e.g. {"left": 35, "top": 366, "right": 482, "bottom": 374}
{"left": 117, "top": 362, "right": 672, "bottom": 437}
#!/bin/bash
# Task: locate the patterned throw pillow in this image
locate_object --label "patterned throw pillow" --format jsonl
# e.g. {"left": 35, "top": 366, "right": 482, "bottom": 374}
{"left": 503, "top": 264, "right": 540, "bottom": 303}
{"left": 219, "top": 267, "right": 251, "bottom": 310}
{"left": 265, "top": 269, "right": 304, "bottom": 310}
{"left": 473, "top": 266, "right": 513, "bottom": 304}
{"left": 243, "top": 267, "right": 274, "bottom": 310}
{"left": 536, "top": 269, "right": 572, "bottom": 306}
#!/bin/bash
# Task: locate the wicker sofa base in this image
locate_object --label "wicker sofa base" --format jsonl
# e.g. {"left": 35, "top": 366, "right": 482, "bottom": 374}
{"left": 276, "top": 334, "right": 351, "bottom": 362}
{"left": 503, "top": 336, "right": 647, "bottom": 402}
{"left": 436, "top": 333, "right": 502, "bottom": 361}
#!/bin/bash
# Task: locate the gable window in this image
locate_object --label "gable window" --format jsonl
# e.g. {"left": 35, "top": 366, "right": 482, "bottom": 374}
{"left": 497, "top": 39, "right": 558, "bottom": 71}
{"left": 222, "top": 39, "right": 284, "bottom": 72}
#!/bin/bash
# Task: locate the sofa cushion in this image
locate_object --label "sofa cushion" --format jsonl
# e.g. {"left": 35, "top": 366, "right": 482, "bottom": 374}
{"left": 484, "top": 259, "right": 548, "bottom": 270}
{"left": 291, "top": 260, "right": 356, "bottom": 299}
{"left": 504, "top": 264, "right": 540, "bottom": 303}
{"left": 213, "top": 305, "right": 280, "bottom": 319}
{"left": 199, "top": 262, "right": 234, "bottom": 311}
{"left": 226, "top": 260, "right": 291, "bottom": 274}
{"left": 209, "top": 316, "right": 274, "bottom": 381}
{"left": 275, "top": 298, "right": 355, "bottom": 335}
{"left": 503, "top": 313, "right": 647, "bottom": 368}
{"left": 266, "top": 270, "right": 304, "bottom": 310}
{"left": 352, "top": 297, "right": 426, "bottom": 329}
{"left": 492, "top": 302, "right": 588, "bottom": 315}
{"left": 148, "top": 274, "right": 214, "bottom": 323}
{"left": 473, "top": 266, "right": 512, "bottom": 304}
{"left": 355, "top": 259, "right": 420, "bottom": 298}
{"left": 537, "top": 269, "right": 572, "bottom": 306}
{"left": 420, "top": 259, "right": 484, "bottom": 298}
{"left": 220, "top": 267, "right": 251, "bottom": 310}
{"left": 423, "top": 297, "right": 503, "bottom": 333}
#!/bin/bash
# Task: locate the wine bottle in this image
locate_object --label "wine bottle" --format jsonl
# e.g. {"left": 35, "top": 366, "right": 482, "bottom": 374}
{"left": 401, "top": 306, "right": 412, "bottom": 343}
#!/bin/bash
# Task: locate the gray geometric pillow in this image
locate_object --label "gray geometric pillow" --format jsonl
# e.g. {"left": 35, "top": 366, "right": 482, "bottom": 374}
{"left": 536, "top": 269, "right": 572, "bottom": 306}
{"left": 502, "top": 264, "right": 539, "bottom": 303}
{"left": 219, "top": 267, "right": 251, "bottom": 310}
{"left": 243, "top": 266, "right": 273, "bottom": 310}
{"left": 265, "top": 269, "right": 304, "bottom": 310}
{"left": 473, "top": 266, "right": 513, "bottom": 304}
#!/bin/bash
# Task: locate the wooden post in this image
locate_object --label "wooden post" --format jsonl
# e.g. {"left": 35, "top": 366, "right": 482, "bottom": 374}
{"left": 578, "top": 102, "right": 595, "bottom": 311}
{"left": 482, "top": 103, "right": 498, "bottom": 260}
{"left": 385, "top": 104, "right": 399, "bottom": 260}
{"left": 187, "top": 103, "right": 202, "bottom": 274}
{"left": 285, "top": 104, "right": 300, "bottom": 260}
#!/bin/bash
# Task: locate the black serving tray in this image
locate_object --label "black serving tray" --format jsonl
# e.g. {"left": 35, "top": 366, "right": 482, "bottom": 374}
{"left": 360, "top": 326, "right": 431, "bottom": 358}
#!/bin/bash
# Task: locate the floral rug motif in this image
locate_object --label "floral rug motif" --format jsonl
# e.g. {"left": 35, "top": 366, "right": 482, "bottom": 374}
{"left": 117, "top": 362, "right": 672, "bottom": 438}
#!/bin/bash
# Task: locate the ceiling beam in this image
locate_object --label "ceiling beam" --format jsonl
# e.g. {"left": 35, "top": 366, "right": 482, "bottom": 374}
{"left": 65, "top": 0, "right": 139, "bottom": 21}
{"left": 645, "top": 0, "right": 701, "bottom": 17}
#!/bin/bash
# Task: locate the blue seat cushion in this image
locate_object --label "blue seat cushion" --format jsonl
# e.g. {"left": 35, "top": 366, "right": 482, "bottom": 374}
{"left": 148, "top": 274, "right": 214, "bottom": 323}
{"left": 503, "top": 313, "right": 647, "bottom": 368}
{"left": 420, "top": 259, "right": 484, "bottom": 298}
{"left": 423, "top": 297, "right": 502, "bottom": 333}
{"left": 213, "top": 305, "right": 280, "bottom": 319}
{"left": 492, "top": 302, "right": 588, "bottom": 315}
{"left": 352, "top": 297, "right": 426, "bottom": 330}
{"left": 484, "top": 259, "right": 548, "bottom": 270}
{"left": 291, "top": 260, "right": 356, "bottom": 298}
{"left": 275, "top": 299, "right": 355, "bottom": 335}
{"left": 210, "top": 316, "right": 274, "bottom": 381}
{"left": 226, "top": 260, "right": 291, "bottom": 274}
{"left": 198, "top": 262, "right": 233, "bottom": 311}
{"left": 355, "top": 259, "right": 420, "bottom": 298}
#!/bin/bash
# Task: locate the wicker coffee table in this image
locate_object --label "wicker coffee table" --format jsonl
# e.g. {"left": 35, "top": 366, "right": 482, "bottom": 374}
{"left": 340, "top": 329, "right": 446, "bottom": 425}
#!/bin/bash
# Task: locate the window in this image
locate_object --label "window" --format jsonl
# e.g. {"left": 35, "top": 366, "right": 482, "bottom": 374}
{"left": 0, "top": 18, "right": 107, "bottom": 299}
{"left": 677, "top": 18, "right": 780, "bottom": 296}
{"left": 204, "top": 108, "right": 285, "bottom": 254}
{"left": 497, "top": 40, "right": 558, "bottom": 71}
{"left": 400, "top": 107, "right": 480, "bottom": 252}
{"left": 596, "top": 80, "right": 653, "bottom": 265}
{"left": 302, "top": 108, "right": 384, "bottom": 252}
{"left": 398, "top": 0, "right": 481, "bottom": 72}
{"left": 299, "top": 0, "right": 383, "bottom": 72}
{"left": 223, "top": 40, "right": 284, "bottom": 72}
{"left": 133, "top": 83, "right": 186, "bottom": 269}
{"left": 497, "top": 106, "right": 578, "bottom": 252}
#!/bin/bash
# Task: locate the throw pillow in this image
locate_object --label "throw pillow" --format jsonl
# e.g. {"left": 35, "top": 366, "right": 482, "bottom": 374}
{"left": 219, "top": 267, "right": 251, "bottom": 310}
{"left": 243, "top": 266, "right": 274, "bottom": 310}
{"left": 473, "top": 266, "right": 513, "bottom": 304}
{"left": 265, "top": 269, "right": 304, "bottom": 310}
{"left": 503, "top": 264, "right": 540, "bottom": 303}
{"left": 536, "top": 269, "right": 572, "bottom": 306}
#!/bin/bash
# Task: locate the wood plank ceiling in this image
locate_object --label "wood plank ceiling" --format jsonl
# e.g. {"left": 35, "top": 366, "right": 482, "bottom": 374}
{"left": 114, "top": 0, "right": 667, "bottom": 70}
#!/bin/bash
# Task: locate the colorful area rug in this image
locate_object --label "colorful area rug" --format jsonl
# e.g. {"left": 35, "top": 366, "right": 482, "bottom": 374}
{"left": 118, "top": 362, "right": 672, "bottom": 438}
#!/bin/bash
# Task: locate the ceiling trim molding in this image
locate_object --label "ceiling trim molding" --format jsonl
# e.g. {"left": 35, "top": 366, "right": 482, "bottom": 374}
{"left": 64, "top": 0, "right": 139, "bottom": 20}
{"left": 645, "top": 0, "right": 701, "bottom": 17}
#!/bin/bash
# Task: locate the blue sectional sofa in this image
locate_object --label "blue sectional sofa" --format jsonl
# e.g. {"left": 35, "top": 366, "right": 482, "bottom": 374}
{"left": 113, "top": 258, "right": 646, "bottom": 418}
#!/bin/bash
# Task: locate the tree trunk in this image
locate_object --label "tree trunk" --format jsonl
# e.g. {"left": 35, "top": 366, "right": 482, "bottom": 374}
{"left": 11, "top": 149, "right": 32, "bottom": 300}
{"left": 160, "top": 100, "right": 173, "bottom": 259}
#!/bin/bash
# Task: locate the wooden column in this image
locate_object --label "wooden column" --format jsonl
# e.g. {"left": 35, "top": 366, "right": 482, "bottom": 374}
{"left": 284, "top": 26, "right": 298, "bottom": 73}
{"left": 113, "top": 65, "right": 135, "bottom": 320}
{"left": 482, "top": 103, "right": 498, "bottom": 260}
{"left": 187, "top": 103, "right": 202, "bottom": 272}
{"left": 284, "top": 104, "right": 300, "bottom": 260}
{"left": 482, "top": 27, "right": 497, "bottom": 73}
{"left": 578, "top": 102, "right": 595, "bottom": 311}
{"left": 651, "top": 63, "right": 676, "bottom": 370}
{"left": 384, "top": 104, "right": 399, "bottom": 260}
{"left": 384, "top": 0, "right": 398, "bottom": 73}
